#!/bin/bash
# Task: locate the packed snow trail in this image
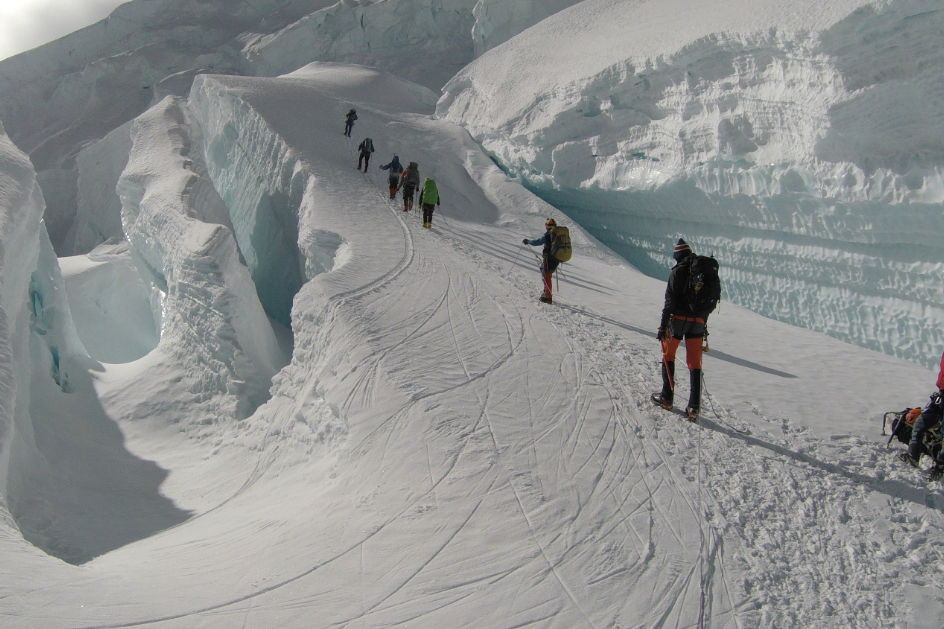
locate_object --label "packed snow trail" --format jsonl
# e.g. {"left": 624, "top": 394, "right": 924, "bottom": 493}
{"left": 3, "top": 65, "right": 944, "bottom": 628}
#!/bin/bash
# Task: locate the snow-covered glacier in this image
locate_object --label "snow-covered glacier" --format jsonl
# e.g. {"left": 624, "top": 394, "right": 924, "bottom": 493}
{"left": 0, "top": 0, "right": 581, "bottom": 258}
{"left": 440, "top": 0, "right": 944, "bottom": 368}
{"left": 7, "top": 0, "right": 944, "bottom": 626}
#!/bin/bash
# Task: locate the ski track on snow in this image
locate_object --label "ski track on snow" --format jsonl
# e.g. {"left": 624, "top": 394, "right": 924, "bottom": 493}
{"left": 434, "top": 207, "right": 944, "bottom": 626}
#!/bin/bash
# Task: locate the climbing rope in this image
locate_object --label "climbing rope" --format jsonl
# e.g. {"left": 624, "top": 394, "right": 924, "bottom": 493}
{"left": 697, "top": 418, "right": 707, "bottom": 628}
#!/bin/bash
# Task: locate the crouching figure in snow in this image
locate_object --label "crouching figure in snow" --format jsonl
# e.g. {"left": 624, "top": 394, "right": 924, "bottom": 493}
{"left": 900, "top": 349, "right": 944, "bottom": 480}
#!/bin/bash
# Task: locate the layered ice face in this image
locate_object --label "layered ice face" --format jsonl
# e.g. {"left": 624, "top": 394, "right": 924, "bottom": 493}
{"left": 117, "top": 95, "right": 285, "bottom": 419}
{"left": 440, "top": 0, "right": 944, "bottom": 368}
{"left": 0, "top": 122, "right": 45, "bottom": 496}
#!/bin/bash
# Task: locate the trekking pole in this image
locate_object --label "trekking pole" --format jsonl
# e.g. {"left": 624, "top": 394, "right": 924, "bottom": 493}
{"left": 508, "top": 243, "right": 524, "bottom": 272}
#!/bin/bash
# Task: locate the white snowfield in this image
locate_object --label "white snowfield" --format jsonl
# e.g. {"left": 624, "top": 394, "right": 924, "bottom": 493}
{"left": 1, "top": 62, "right": 943, "bottom": 628}
{"left": 440, "top": 0, "right": 944, "bottom": 371}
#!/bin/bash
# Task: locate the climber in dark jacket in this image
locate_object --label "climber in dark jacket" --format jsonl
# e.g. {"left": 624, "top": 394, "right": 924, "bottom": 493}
{"left": 652, "top": 238, "right": 708, "bottom": 421}
{"left": 357, "top": 138, "right": 374, "bottom": 172}
{"left": 343, "top": 109, "right": 357, "bottom": 137}
{"left": 398, "top": 161, "right": 420, "bottom": 212}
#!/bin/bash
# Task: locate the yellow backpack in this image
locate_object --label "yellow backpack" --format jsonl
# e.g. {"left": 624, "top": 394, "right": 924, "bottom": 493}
{"left": 550, "top": 226, "right": 572, "bottom": 262}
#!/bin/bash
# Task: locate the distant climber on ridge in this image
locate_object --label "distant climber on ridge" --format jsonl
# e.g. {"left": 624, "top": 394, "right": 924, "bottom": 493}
{"left": 379, "top": 154, "right": 404, "bottom": 200}
{"left": 419, "top": 177, "right": 440, "bottom": 228}
{"left": 651, "top": 238, "right": 721, "bottom": 422}
{"left": 357, "top": 137, "right": 374, "bottom": 172}
{"left": 344, "top": 108, "right": 357, "bottom": 137}
{"left": 522, "top": 218, "right": 571, "bottom": 305}
{"left": 398, "top": 161, "right": 420, "bottom": 212}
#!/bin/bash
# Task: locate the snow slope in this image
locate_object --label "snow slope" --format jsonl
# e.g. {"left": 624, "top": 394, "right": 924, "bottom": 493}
{"left": 440, "top": 0, "right": 944, "bottom": 370}
{"left": 1, "top": 62, "right": 944, "bottom": 628}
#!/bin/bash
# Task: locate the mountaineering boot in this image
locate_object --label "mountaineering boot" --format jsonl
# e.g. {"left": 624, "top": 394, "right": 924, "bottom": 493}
{"left": 650, "top": 393, "right": 672, "bottom": 410}
{"left": 539, "top": 296, "right": 552, "bottom": 304}
{"left": 651, "top": 361, "right": 674, "bottom": 409}
{"left": 686, "top": 368, "right": 702, "bottom": 422}
{"left": 899, "top": 451, "right": 921, "bottom": 468}
{"left": 929, "top": 462, "right": 944, "bottom": 482}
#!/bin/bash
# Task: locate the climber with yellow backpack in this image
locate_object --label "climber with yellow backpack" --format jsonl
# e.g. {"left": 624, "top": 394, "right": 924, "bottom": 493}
{"left": 523, "top": 217, "right": 571, "bottom": 304}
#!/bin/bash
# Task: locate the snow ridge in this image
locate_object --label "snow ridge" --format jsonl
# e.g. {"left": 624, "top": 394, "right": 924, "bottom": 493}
{"left": 117, "top": 95, "right": 283, "bottom": 420}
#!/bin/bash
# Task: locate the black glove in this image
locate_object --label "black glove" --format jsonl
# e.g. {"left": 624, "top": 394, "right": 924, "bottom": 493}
{"left": 656, "top": 328, "right": 667, "bottom": 341}
{"left": 522, "top": 239, "right": 529, "bottom": 245}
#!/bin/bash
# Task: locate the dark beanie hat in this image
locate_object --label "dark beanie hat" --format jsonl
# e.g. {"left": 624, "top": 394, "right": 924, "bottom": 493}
{"left": 673, "top": 238, "right": 692, "bottom": 261}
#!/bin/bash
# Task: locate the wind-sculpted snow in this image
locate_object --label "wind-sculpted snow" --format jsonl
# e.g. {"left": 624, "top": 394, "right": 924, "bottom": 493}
{"left": 470, "top": 0, "right": 582, "bottom": 57}
{"left": 0, "top": 125, "right": 186, "bottom": 566}
{"left": 117, "top": 96, "right": 284, "bottom": 420}
{"left": 59, "top": 241, "right": 160, "bottom": 364}
{"left": 240, "top": 0, "right": 587, "bottom": 88}
{"left": 440, "top": 0, "right": 944, "bottom": 368}
{"left": 241, "top": 0, "right": 478, "bottom": 91}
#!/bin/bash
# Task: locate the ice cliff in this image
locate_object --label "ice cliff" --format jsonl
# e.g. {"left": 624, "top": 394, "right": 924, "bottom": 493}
{"left": 440, "top": 0, "right": 944, "bottom": 368}
{"left": 0, "top": 122, "right": 44, "bottom": 500}
{"left": 117, "top": 95, "right": 284, "bottom": 420}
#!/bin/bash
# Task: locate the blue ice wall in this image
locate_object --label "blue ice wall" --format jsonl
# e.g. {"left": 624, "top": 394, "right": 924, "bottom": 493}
{"left": 200, "top": 113, "right": 305, "bottom": 328}
{"left": 529, "top": 179, "right": 944, "bottom": 370}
